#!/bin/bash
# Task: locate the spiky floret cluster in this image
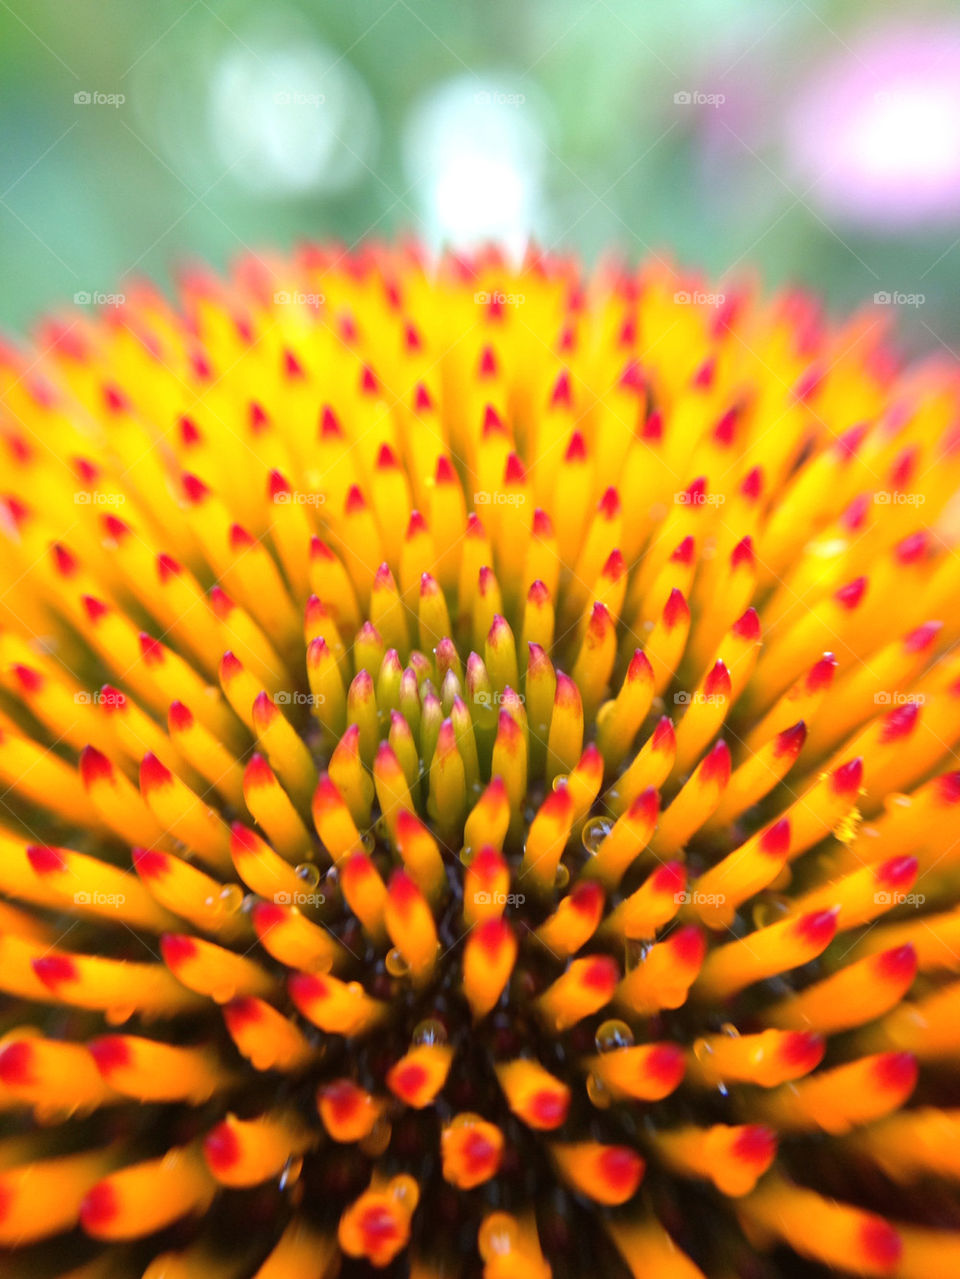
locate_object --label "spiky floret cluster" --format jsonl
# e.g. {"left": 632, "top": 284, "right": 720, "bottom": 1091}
{"left": 2, "top": 246, "right": 960, "bottom": 1278}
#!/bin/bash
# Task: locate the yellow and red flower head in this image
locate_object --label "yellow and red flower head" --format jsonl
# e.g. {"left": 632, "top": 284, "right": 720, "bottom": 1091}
{"left": 1, "top": 244, "right": 960, "bottom": 1275}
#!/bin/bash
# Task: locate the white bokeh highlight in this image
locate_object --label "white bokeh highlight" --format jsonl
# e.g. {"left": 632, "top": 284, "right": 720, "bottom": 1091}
{"left": 209, "top": 41, "right": 377, "bottom": 197}
{"left": 404, "top": 75, "right": 550, "bottom": 256}
{"left": 786, "top": 27, "right": 960, "bottom": 227}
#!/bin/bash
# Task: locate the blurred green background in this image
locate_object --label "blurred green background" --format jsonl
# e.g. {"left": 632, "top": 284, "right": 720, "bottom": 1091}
{"left": 3, "top": 0, "right": 960, "bottom": 350}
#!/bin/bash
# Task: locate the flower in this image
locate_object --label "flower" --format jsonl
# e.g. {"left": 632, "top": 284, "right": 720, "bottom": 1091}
{"left": 785, "top": 24, "right": 960, "bottom": 228}
{"left": 0, "top": 244, "right": 959, "bottom": 1276}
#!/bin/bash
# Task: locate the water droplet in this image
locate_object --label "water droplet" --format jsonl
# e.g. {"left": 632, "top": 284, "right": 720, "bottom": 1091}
{"left": 624, "top": 939, "right": 651, "bottom": 971}
{"left": 586, "top": 1072, "right": 612, "bottom": 1108}
{"left": 693, "top": 1037, "right": 713, "bottom": 1063}
{"left": 554, "top": 862, "right": 570, "bottom": 889}
{"left": 595, "top": 1019, "right": 634, "bottom": 1053}
{"left": 582, "top": 816, "right": 612, "bottom": 855}
{"left": 217, "top": 883, "right": 245, "bottom": 914}
{"left": 551, "top": 774, "right": 569, "bottom": 791}
{"left": 412, "top": 1018, "right": 447, "bottom": 1046}
{"left": 296, "top": 861, "right": 321, "bottom": 889}
{"left": 279, "top": 1155, "right": 303, "bottom": 1190}
{"left": 360, "top": 831, "right": 376, "bottom": 854}
{"left": 346, "top": 981, "right": 364, "bottom": 997}
{"left": 385, "top": 948, "right": 410, "bottom": 977}
{"left": 720, "top": 1021, "right": 740, "bottom": 1038}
